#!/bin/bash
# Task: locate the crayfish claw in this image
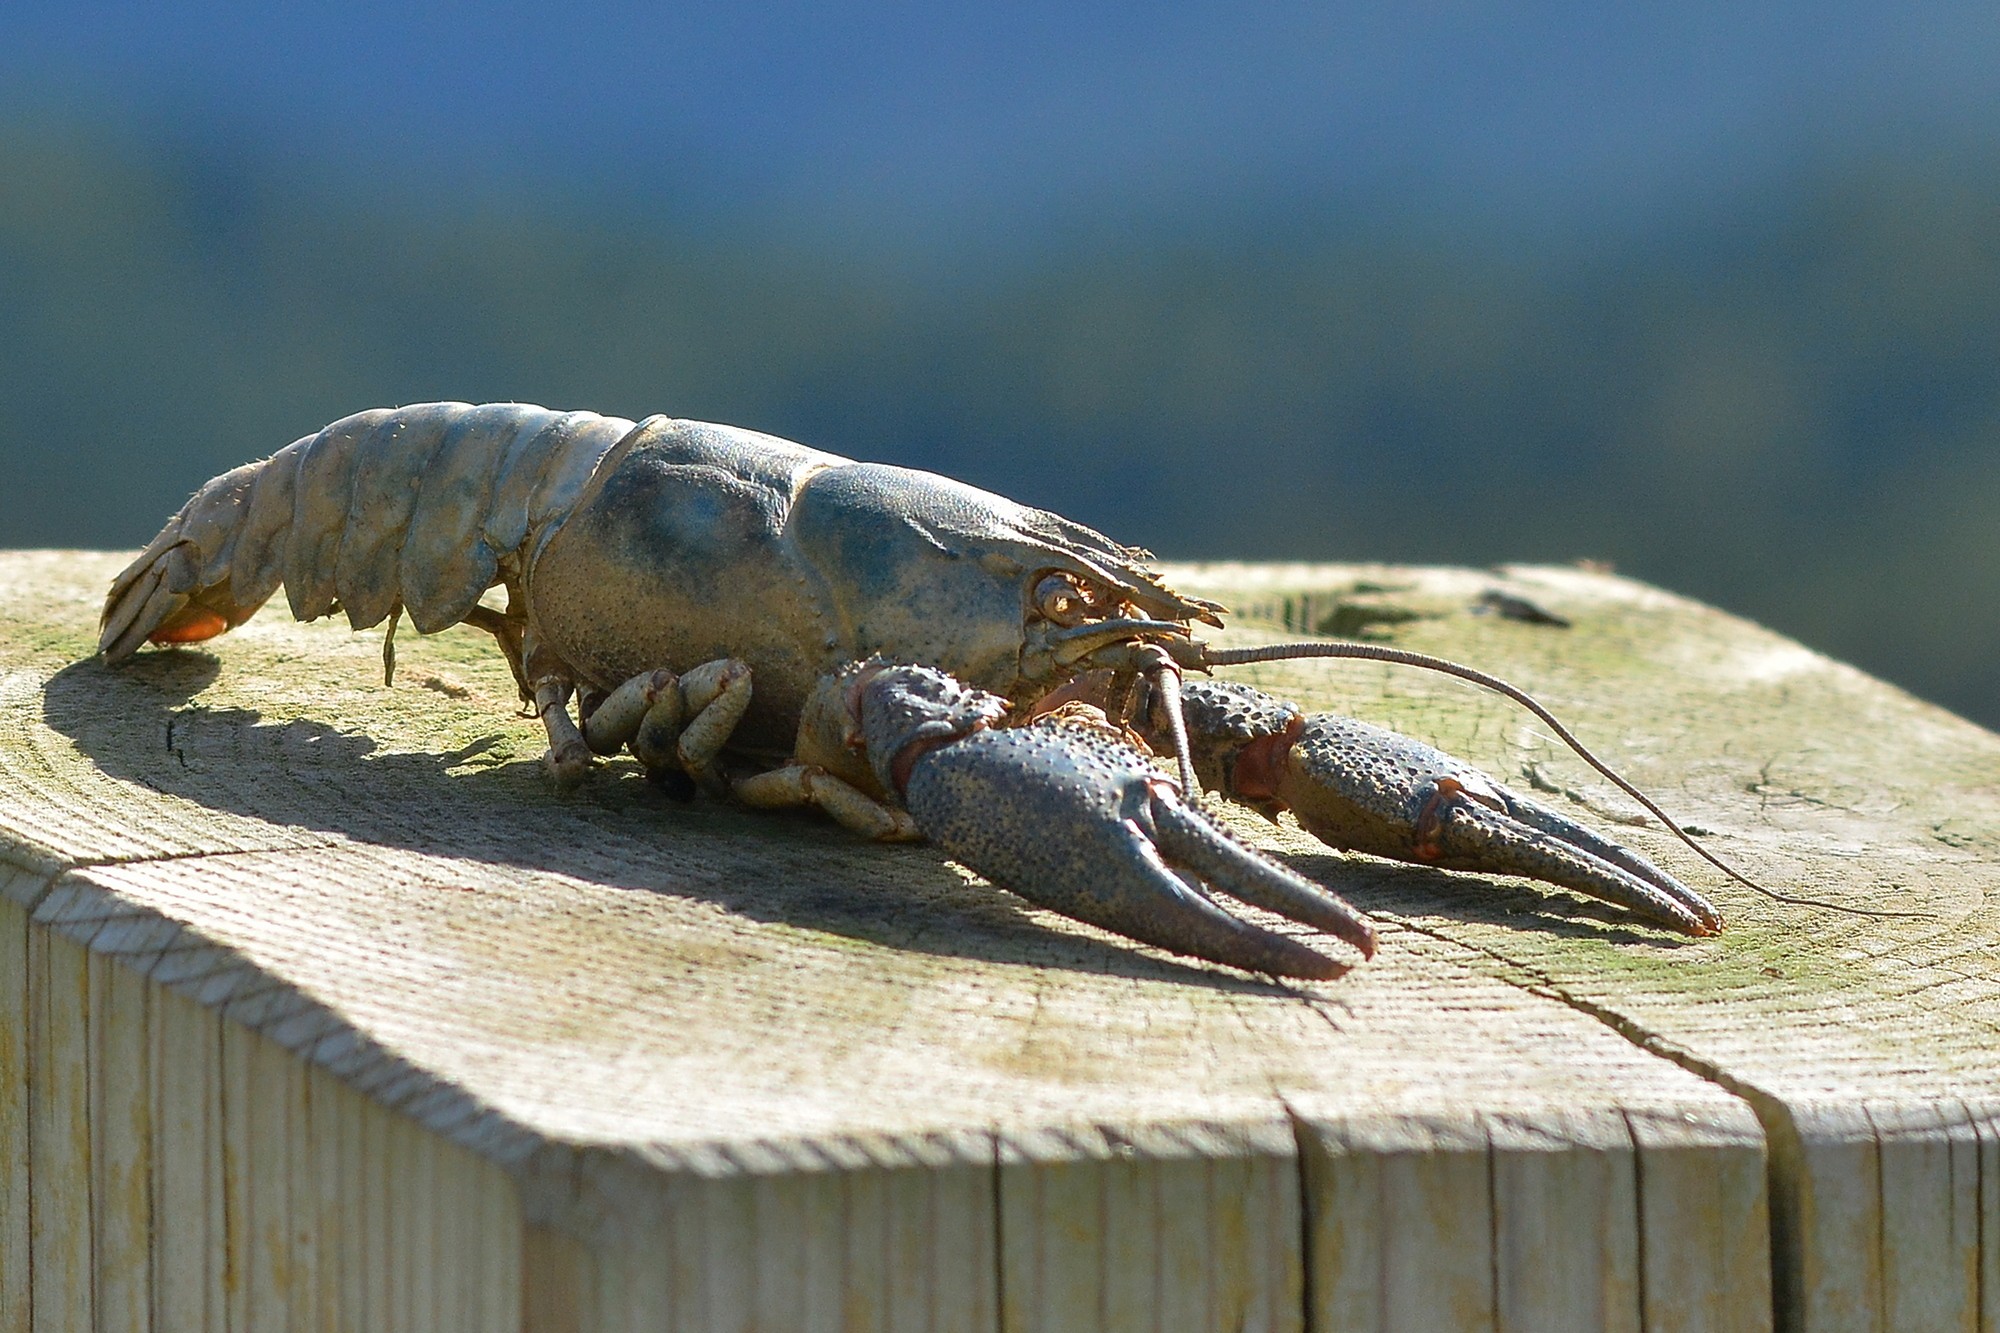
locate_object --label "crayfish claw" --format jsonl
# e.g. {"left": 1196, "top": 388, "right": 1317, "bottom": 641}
{"left": 1167, "top": 679, "right": 1724, "bottom": 937}
{"left": 1148, "top": 797, "right": 1376, "bottom": 957}
{"left": 1479, "top": 788, "right": 1724, "bottom": 934}
{"left": 1411, "top": 784, "right": 1722, "bottom": 935}
{"left": 852, "top": 665, "right": 1361, "bottom": 979}
{"left": 907, "top": 727, "right": 1354, "bottom": 978}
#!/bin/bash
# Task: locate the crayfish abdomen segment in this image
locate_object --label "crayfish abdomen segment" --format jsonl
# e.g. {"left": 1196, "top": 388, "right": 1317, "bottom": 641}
{"left": 99, "top": 403, "right": 637, "bottom": 662}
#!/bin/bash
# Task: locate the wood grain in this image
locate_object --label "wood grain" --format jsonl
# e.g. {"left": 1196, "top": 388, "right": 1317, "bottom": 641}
{"left": 29, "top": 925, "right": 93, "bottom": 1331}
{"left": 5, "top": 550, "right": 1999, "bottom": 1329}
{"left": 1165, "top": 561, "right": 2000, "bottom": 1333}
{"left": 0, "top": 868, "right": 29, "bottom": 1333}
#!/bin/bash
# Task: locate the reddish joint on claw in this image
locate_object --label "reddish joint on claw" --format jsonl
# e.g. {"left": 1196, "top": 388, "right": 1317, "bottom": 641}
{"left": 841, "top": 664, "right": 884, "bottom": 750}
{"left": 1230, "top": 714, "right": 1304, "bottom": 804}
{"left": 889, "top": 730, "right": 972, "bottom": 796}
{"left": 1410, "top": 777, "right": 1468, "bottom": 863}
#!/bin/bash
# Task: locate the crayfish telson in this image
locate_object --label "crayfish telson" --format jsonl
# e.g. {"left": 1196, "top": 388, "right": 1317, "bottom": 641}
{"left": 99, "top": 403, "right": 1727, "bottom": 979}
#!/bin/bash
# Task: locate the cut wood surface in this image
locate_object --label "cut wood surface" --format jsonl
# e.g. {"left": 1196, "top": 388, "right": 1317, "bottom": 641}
{"left": 3, "top": 549, "right": 1998, "bottom": 1331}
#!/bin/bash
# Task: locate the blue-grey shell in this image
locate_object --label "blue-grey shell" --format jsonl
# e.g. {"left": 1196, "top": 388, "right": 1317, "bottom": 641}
{"left": 527, "top": 415, "right": 1207, "bottom": 750}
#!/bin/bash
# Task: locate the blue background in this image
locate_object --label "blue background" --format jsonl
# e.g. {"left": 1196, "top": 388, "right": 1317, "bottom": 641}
{"left": 5, "top": 3, "right": 2000, "bottom": 724}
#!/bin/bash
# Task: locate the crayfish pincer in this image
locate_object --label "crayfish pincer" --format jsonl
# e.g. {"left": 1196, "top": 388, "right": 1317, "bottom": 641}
{"left": 98, "top": 401, "right": 1731, "bottom": 979}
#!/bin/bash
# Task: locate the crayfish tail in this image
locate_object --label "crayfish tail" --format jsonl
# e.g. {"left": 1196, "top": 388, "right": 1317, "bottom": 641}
{"left": 99, "top": 451, "right": 287, "bottom": 663}
{"left": 98, "top": 403, "right": 639, "bottom": 666}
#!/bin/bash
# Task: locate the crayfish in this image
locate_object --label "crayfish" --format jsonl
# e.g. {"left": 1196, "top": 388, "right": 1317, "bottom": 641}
{"left": 98, "top": 403, "right": 1731, "bottom": 979}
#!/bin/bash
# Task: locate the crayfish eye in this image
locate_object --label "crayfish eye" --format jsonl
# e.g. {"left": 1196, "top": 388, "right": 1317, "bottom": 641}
{"left": 1033, "top": 573, "right": 1094, "bottom": 627}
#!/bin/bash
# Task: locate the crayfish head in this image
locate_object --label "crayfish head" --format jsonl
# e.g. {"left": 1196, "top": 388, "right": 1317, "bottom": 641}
{"left": 1018, "top": 572, "right": 1208, "bottom": 693}
{"left": 1005, "top": 568, "right": 1226, "bottom": 798}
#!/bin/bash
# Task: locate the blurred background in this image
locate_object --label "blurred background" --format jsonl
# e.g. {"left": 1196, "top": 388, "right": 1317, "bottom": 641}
{"left": 4, "top": 3, "right": 1999, "bottom": 727}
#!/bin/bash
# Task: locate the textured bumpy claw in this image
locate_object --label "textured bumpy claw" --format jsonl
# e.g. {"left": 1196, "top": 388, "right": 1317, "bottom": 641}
{"left": 1167, "top": 680, "right": 1723, "bottom": 937}
{"left": 851, "top": 664, "right": 1375, "bottom": 980}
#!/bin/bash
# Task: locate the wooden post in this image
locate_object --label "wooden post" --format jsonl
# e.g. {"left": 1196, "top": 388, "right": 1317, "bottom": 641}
{"left": 2, "top": 550, "right": 1997, "bottom": 1330}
